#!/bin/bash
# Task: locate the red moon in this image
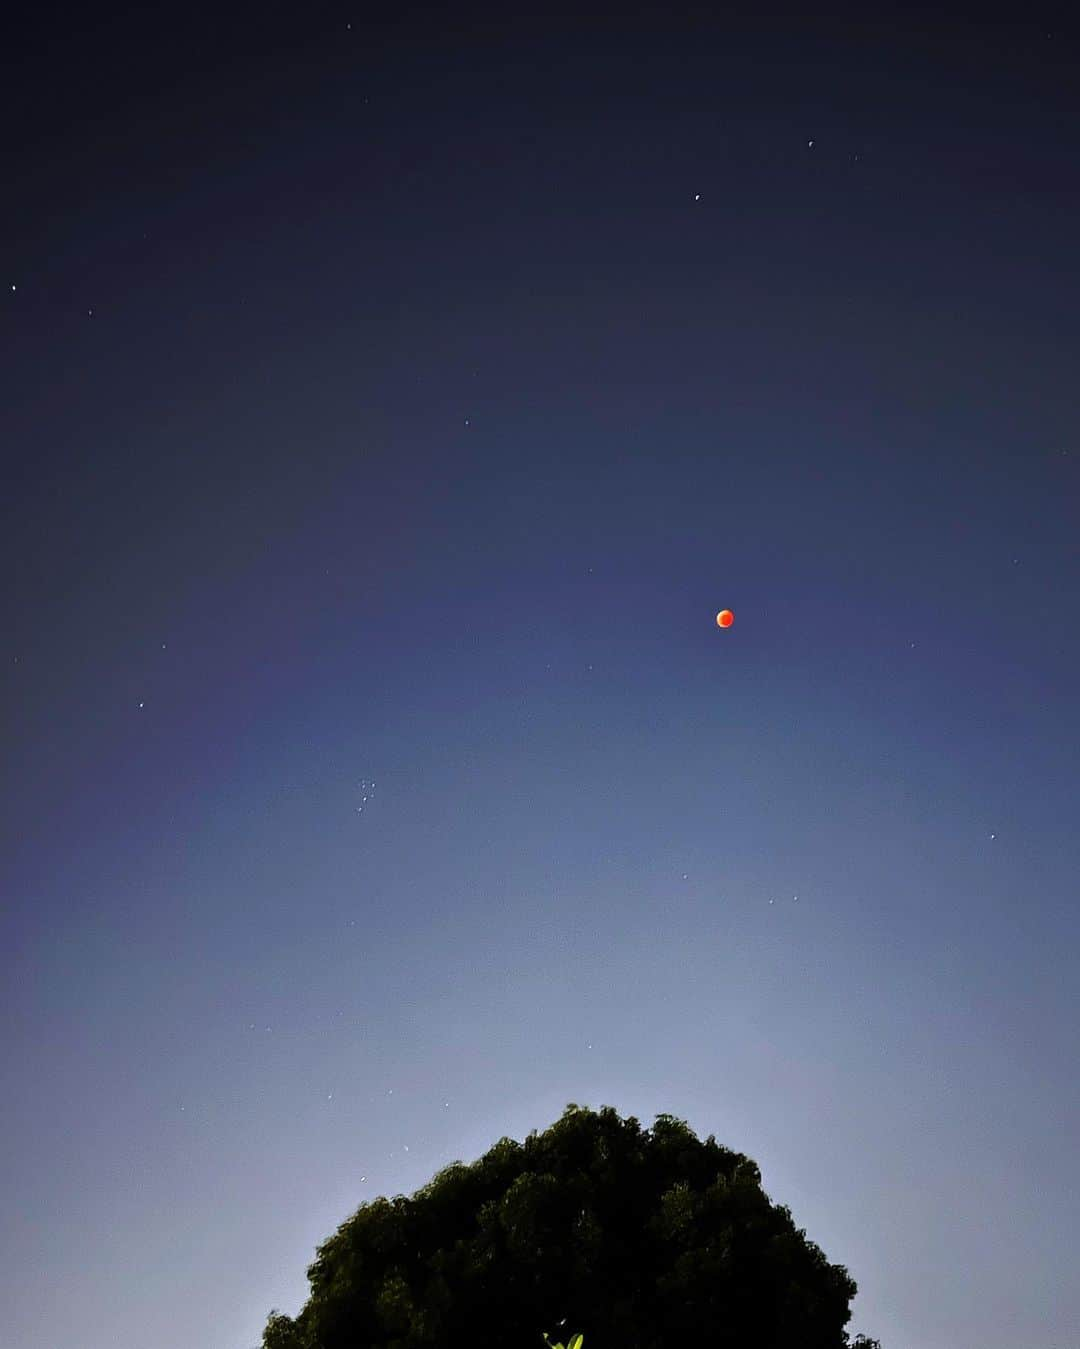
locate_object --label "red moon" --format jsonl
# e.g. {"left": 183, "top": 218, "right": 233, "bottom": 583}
{"left": 716, "top": 609, "right": 734, "bottom": 628}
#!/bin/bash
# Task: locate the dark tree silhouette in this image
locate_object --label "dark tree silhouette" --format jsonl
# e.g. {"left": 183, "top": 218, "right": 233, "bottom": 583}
{"left": 260, "top": 1103, "right": 878, "bottom": 1349}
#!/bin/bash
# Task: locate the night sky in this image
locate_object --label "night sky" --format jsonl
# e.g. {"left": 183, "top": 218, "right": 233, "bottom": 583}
{"left": 3, "top": 7, "right": 1079, "bottom": 1348}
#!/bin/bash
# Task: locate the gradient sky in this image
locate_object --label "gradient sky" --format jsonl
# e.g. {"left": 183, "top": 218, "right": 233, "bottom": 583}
{"left": 3, "top": 7, "right": 1079, "bottom": 1349}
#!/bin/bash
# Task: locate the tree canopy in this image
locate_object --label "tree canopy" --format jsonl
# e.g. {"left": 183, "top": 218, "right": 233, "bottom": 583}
{"left": 261, "top": 1103, "right": 878, "bottom": 1349}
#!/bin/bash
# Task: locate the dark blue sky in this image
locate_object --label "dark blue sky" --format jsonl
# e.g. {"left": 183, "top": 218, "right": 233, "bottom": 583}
{"left": 3, "top": 7, "right": 1078, "bottom": 1348}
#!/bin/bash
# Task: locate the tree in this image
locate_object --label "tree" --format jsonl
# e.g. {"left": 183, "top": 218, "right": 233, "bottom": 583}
{"left": 261, "top": 1103, "right": 878, "bottom": 1349}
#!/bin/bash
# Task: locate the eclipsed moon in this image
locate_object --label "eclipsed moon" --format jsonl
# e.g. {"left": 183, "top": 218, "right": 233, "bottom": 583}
{"left": 716, "top": 609, "right": 734, "bottom": 628}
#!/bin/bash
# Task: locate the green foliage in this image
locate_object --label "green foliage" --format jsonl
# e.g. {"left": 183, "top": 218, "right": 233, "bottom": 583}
{"left": 543, "top": 1334, "right": 583, "bottom": 1349}
{"left": 261, "top": 1103, "right": 879, "bottom": 1349}
{"left": 260, "top": 1309, "right": 308, "bottom": 1349}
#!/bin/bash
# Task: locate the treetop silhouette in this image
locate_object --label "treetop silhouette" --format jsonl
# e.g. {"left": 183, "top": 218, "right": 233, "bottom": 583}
{"left": 260, "top": 1102, "right": 879, "bottom": 1349}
